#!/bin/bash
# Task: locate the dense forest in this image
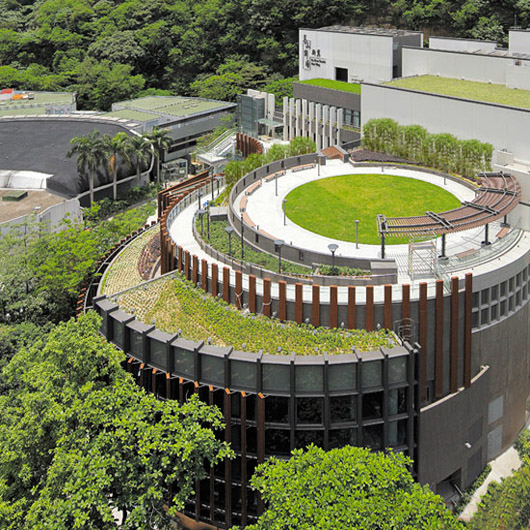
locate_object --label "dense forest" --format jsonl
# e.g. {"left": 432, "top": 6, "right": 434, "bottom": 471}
{"left": 1, "top": 0, "right": 529, "bottom": 109}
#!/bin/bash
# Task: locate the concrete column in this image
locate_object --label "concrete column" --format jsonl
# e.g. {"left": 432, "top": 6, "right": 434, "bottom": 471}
{"left": 288, "top": 98, "right": 295, "bottom": 140}
{"left": 309, "top": 102, "right": 315, "bottom": 140}
{"left": 329, "top": 106, "right": 336, "bottom": 147}
{"left": 263, "top": 278, "right": 271, "bottom": 317}
{"left": 295, "top": 283, "right": 303, "bottom": 324}
{"left": 283, "top": 97, "right": 289, "bottom": 141}
{"left": 301, "top": 99, "right": 306, "bottom": 137}
{"left": 248, "top": 275, "right": 256, "bottom": 314}
{"left": 348, "top": 285, "right": 356, "bottom": 329}
{"left": 322, "top": 105, "right": 329, "bottom": 148}
{"left": 329, "top": 285, "right": 338, "bottom": 328}
{"left": 295, "top": 99, "right": 301, "bottom": 137}
{"left": 336, "top": 107, "right": 343, "bottom": 145}
{"left": 223, "top": 267, "right": 230, "bottom": 303}
{"left": 201, "top": 259, "right": 208, "bottom": 291}
{"left": 211, "top": 263, "right": 218, "bottom": 297}
{"left": 267, "top": 93, "right": 275, "bottom": 120}
{"left": 312, "top": 284, "right": 320, "bottom": 327}
{"left": 315, "top": 104, "right": 322, "bottom": 150}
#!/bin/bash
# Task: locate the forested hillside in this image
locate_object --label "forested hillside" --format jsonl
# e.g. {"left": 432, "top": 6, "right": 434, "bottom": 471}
{"left": 0, "top": 0, "right": 529, "bottom": 109}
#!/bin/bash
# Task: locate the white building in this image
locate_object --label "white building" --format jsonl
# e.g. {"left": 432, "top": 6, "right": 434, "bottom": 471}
{"left": 299, "top": 26, "right": 423, "bottom": 84}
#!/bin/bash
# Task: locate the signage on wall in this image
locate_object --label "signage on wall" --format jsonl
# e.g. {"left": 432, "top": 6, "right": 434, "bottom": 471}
{"left": 302, "top": 34, "right": 327, "bottom": 70}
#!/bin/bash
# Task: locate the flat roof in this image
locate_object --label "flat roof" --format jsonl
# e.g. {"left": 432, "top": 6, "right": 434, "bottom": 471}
{"left": 103, "top": 109, "right": 159, "bottom": 122}
{"left": 385, "top": 75, "right": 530, "bottom": 110}
{"left": 0, "top": 118, "right": 134, "bottom": 198}
{"left": 0, "top": 189, "right": 63, "bottom": 224}
{"left": 114, "top": 96, "right": 235, "bottom": 119}
{"left": 0, "top": 91, "right": 73, "bottom": 109}
{"left": 305, "top": 25, "right": 422, "bottom": 37}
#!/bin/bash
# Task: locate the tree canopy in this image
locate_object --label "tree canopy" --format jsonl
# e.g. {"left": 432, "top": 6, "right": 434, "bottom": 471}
{"left": 245, "top": 445, "right": 464, "bottom": 530}
{"left": 0, "top": 312, "right": 233, "bottom": 529}
{"left": 1, "top": 0, "right": 527, "bottom": 109}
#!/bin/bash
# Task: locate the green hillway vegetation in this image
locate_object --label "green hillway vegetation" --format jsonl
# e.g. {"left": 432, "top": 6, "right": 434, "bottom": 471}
{"left": 387, "top": 75, "right": 530, "bottom": 110}
{"left": 117, "top": 274, "right": 395, "bottom": 355}
{"left": 284, "top": 174, "right": 461, "bottom": 245}
{"left": 299, "top": 78, "right": 361, "bottom": 94}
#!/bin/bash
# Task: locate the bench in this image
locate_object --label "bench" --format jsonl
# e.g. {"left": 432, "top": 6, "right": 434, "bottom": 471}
{"left": 245, "top": 181, "right": 261, "bottom": 196}
{"left": 496, "top": 227, "right": 509, "bottom": 239}
{"left": 239, "top": 195, "right": 248, "bottom": 212}
{"left": 456, "top": 248, "right": 479, "bottom": 260}
{"left": 242, "top": 212, "right": 255, "bottom": 228}
{"left": 264, "top": 170, "right": 286, "bottom": 182}
{"left": 291, "top": 163, "right": 316, "bottom": 173}
{"left": 259, "top": 229, "right": 276, "bottom": 240}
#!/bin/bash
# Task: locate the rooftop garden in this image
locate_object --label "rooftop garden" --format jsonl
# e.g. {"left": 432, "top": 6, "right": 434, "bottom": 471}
{"left": 299, "top": 78, "right": 361, "bottom": 94}
{"left": 386, "top": 75, "right": 530, "bottom": 110}
{"left": 116, "top": 275, "right": 394, "bottom": 355}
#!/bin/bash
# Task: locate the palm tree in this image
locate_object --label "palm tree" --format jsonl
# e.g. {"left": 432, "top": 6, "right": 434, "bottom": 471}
{"left": 67, "top": 130, "right": 107, "bottom": 205}
{"left": 103, "top": 132, "right": 132, "bottom": 200}
{"left": 128, "top": 134, "right": 152, "bottom": 186}
{"left": 144, "top": 127, "right": 173, "bottom": 184}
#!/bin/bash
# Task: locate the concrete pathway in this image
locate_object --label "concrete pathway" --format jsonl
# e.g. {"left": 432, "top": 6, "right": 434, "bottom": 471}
{"left": 459, "top": 427, "right": 527, "bottom": 522}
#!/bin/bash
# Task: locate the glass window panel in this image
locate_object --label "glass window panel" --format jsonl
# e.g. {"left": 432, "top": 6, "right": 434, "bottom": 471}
{"left": 295, "top": 430, "right": 324, "bottom": 449}
{"left": 295, "top": 365, "right": 323, "bottom": 392}
{"left": 363, "top": 424, "right": 383, "bottom": 450}
{"left": 501, "top": 282, "right": 507, "bottom": 297}
{"left": 330, "top": 395, "right": 356, "bottom": 423}
{"left": 388, "top": 419, "right": 407, "bottom": 447}
{"left": 491, "top": 285, "right": 498, "bottom": 300}
{"left": 388, "top": 357, "right": 407, "bottom": 384}
{"left": 481, "top": 308, "right": 489, "bottom": 325}
{"left": 265, "top": 396, "right": 289, "bottom": 424}
{"left": 150, "top": 339, "right": 166, "bottom": 368}
{"left": 113, "top": 320, "right": 124, "bottom": 347}
{"left": 362, "top": 362, "right": 382, "bottom": 388}
{"left": 388, "top": 387, "right": 407, "bottom": 416}
{"left": 201, "top": 355, "right": 224, "bottom": 384}
{"left": 265, "top": 429, "right": 291, "bottom": 455}
{"left": 173, "top": 347, "right": 194, "bottom": 377}
{"left": 362, "top": 391, "right": 383, "bottom": 420}
{"left": 490, "top": 304, "right": 498, "bottom": 321}
{"left": 472, "top": 292, "right": 479, "bottom": 307}
{"left": 329, "top": 364, "right": 356, "bottom": 392}
{"left": 500, "top": 300, "right": 507, "bottom": 316}
{"left": 262, "top": 364, "right": 290, "bottom": 392}
{"left": 329, "top": 428, "right": 357, "bottom": 449}
{"left": 481, "top": 289, "right": 489, "bottom": 305}
{"left": 231, "top": 425, "right": 241, "bottom": 451}
{"left": 296, "top": 397, "right": 323, "bottom": 424}
{"left": 130, "top": 329, "right": 143, "bottom": 356}
{"left": 231, "top": 360, "right": 256, "bottom": 389}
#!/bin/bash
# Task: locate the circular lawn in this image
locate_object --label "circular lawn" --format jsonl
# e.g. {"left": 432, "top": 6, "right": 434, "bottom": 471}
{"left": 283, "top": 174, "right": 461, "bottom": 245}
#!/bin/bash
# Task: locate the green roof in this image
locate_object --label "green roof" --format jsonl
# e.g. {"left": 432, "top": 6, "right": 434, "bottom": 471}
{"left": 386, "top": 75, "right": 530, "bottom": 110}
{"left": 102, "top": 109, "right": 159, "bottom": 122}
{"left": 114, "top": 96, "right": 233, "bottom": 118}
{"left": 299, "top": 78, "right": 361, "bottom": 94}
{"left": 0, "top": 91, "right": 73, "bottom": 110}
{"left": 0, "top": 107, "right": 46, "bottom": 117}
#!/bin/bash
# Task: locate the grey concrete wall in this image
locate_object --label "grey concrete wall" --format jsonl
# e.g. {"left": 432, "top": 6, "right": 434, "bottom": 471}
{"left": 419, "top": 367, "right": 489, "bottom": 490}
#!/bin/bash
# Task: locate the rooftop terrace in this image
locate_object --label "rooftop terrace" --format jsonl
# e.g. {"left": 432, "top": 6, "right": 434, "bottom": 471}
{"left": 386, "top": 75, "right": 530, "bottom": 110}
{"left": 113, "top": 96, "right": 234, "bottom": 119}
{"left": 299, "top": 78, "right": 361, "bottom": 94}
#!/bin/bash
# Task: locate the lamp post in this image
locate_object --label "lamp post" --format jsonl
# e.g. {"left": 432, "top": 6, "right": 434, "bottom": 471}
{"left": 211, "top": 171, "right": 215, "bottom": 201}
{"left": 207, "top": 204, "right": 210, "bottom": 240}
{"left": 283, "top": 198, "right": 287, "bottom": 226}
{"left": 274, "top": 239, "right": 285, "bottom": 273}
{"left": 240, "top": 213, "right": 245, "bottom": 260}
{"left": 275, "top": 173, "right": 278, "bottom": 196}
{"left": 328, "top": 243, "right": 338, "bottom": 276}
{"left": 215, "top": 175, "right": 223, "bottom": 198}
{"left": 197, "top": 208, "right": 206, "bottom": 237}
{"left": 197, "top": 188, "right": 202, "bottom": 209}
{"left": 225, "top": 225, "right": 235, "bottom": 257}
{"left": 355, "top": 219, "right": 360, "bottom": 249}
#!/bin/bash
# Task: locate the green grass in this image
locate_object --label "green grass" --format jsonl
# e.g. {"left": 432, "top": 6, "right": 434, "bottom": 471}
{"left": 299, "top": 78, "right": 361, "bottom": 94}
{"left": 386, "top": 75, "right": 530, "bottom": 110}
{"left": 196, "top": 217, "right": 311, "bottom": 275}
{"left": 284, "top": 174, "right": 461, "bottom": 245}
{"left": 134, "top": 276, "right": 395, "bottom": 355}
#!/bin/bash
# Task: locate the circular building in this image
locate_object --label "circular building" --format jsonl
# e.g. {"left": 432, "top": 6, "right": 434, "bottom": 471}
{"left": 88, "top": 150, "right": 529, "bottom": 529}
